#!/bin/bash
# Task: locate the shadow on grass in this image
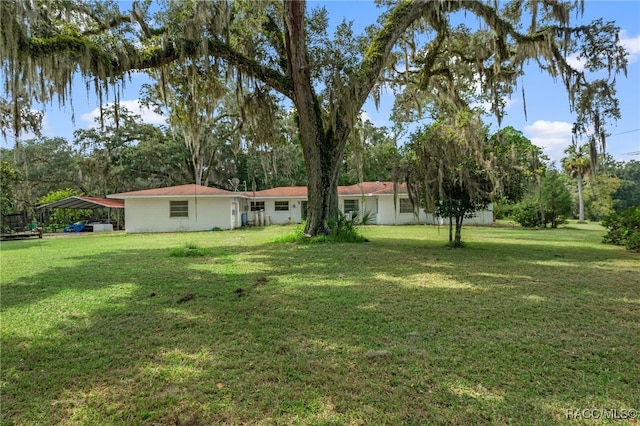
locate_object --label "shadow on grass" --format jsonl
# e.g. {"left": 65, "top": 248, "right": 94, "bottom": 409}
{"left": 2, "top": 229, "right": 639, "bottom": 424}
{"left": 0, "top": 237, "right": 47, "bottom": 251}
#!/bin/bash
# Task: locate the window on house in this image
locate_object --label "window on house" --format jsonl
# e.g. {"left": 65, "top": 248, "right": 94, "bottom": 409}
{"left": 170, "top": 200, "right": 189, "bottom": 218}
{"left": 274, "top": 201, "right": 289, "bottom": 211}
{"left": 399, "top": 198, "right": 413, "bottom": 213}
{"left": 343, "top": 199, "right": 359, "bottom": 214}
{"left": 250, "top": 201, "right": 265, "bottom": 211}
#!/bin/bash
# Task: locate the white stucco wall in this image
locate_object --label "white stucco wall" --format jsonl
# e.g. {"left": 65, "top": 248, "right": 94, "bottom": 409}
{"left": 373, "top": 195, "right": 430, "bottom": 225}
{"left": 123, "top": 196, "right": 239, "bottom": 233}
{"left": 338, "top": 195, "right": 387, "bottom": 224}
{"left": 370, "top": 195, "right": 493, "bottom": 226}
{"left": 247, "top": 198, "right": 305, "bottom": 225}
{"left": 462, "top": 205, "right": 494, "bottom": 225}
{"left": 120, "top": 193, "right": 493, "bottom": 232}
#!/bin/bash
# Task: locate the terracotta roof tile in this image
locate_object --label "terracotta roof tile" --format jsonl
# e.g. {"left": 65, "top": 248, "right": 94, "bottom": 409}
{"left": 108, "top": 182, "right": 408, "bottom": 199}
{"left": 244, "top": 186, "right": 308, "bottom": 197}
{"left": 340, "top": 181, "right": 406, "bottom": 195}
{"left": 109, "top": 184, "right": 237, "bottom": 198}
{"left": 245, "top": 182, "right": 407, "bottom": 197}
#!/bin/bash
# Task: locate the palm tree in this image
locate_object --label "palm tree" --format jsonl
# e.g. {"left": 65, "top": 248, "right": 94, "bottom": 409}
{"left": 561, "top": 144, "right": 592, "bottom": 221}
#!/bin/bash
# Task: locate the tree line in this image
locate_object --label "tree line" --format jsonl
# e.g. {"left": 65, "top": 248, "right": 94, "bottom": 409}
{"left": 0, "top": 105, "right": 399, "bottom": 216}
{"left": 2, "top": 98, "right": 638, "bottom": 245}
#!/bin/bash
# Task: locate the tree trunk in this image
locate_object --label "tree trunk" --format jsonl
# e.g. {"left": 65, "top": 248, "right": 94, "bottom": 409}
{"left": 454, "top": 215, "right": 463, "bottom": 248}
{"left": 281, "top": 1, "right": 433, "bottom": 236}
{"left": 284, "top": 1, "right": 344, "bottom": 236}
{"left": 194, "top": 161, "right": 202, "bottom": 186}
{"left": 448, "top": 216, "right": 453, "bottom": 242}
{"left": 539, "top": 177, "right": 545, "bottom": 227}
{"left": 577, "top": 174, "right": 585, "bottom": 221}
{"left": 303, "top": 146, "right": 341, "bottom": 235}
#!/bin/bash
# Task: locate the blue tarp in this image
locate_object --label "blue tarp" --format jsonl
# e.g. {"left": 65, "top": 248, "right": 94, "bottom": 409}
{"left": 63, "top": 221, "right": 87, "bottom": 232}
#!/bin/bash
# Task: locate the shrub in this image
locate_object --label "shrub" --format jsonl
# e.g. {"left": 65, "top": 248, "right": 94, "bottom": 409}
{"left": 512, "top": 203, "right": 544, "bottom": 228}
{"left": 544, "top": 210, "right": 568, "bottom": 229}
{"left": 326, "top": 210, "right": 371, "bottom": 242}
{"left": 276, "top": 211, "right": 371, "bottom": 244}
{"left": 602, "top": 207, "right": 640, "bottom": 251}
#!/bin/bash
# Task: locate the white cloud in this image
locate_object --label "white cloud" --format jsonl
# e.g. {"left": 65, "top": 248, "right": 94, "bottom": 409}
{"left": 471, "top": 96, "right": 518, "bottom": 116}
{"left": 40, "top": 113, "right": 54, "bottom": 137}
{"left": 566, "top": 55, "right": 586, "bottom": 71}
{"left": 80, "top": 99, "right": 166, "bottom": 127}
{"left": 524, "top": 120, "right": 573, "bottom": 163}
{"left": 620, "top": 29, "right": 640, "bottom": 64}
{"left": 563, "top": 29, "right": 639, "bottom": 71}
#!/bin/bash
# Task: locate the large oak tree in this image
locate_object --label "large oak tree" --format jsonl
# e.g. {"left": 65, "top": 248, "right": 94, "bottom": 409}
{"left": 1, "top": 0, "right": 627, "bottom": 236}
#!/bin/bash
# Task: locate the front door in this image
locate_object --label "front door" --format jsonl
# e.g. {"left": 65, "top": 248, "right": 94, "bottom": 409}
{"left": 231, "top": 202, "right": 239, "bottom": 229}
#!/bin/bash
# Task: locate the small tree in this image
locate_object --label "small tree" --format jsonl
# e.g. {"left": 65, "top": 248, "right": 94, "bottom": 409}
{"left": 0, "top": 160, "right": 22, "bottom": 215}
{"left": 541, "top": 169, "right": 573, "bottom": 228}
{"left": 583, "top": 175, "right": 621, "bottom": 221}
{"left": 512, "top": 203, "right": 544, "bottom": 228}
{"left": 435, "top": 186, "right": 490, "bottom": 248}
{"left": 408, "top": 111, "right": 495, "bottom": 248}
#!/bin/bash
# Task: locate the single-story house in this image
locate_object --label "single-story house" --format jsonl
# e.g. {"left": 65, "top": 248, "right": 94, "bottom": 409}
{"left": 247, "top": 181, "right": 493, "bottom": 226}
{"left": 108, "top": 184, "right": 245, "bottom": 233}
{"left": 107, "top": 182, "right": 492, "bottom": 233}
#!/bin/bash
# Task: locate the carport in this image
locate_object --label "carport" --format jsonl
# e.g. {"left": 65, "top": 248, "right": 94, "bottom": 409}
{"left": 38, "top": 196, "right": 124, "bottom": 231}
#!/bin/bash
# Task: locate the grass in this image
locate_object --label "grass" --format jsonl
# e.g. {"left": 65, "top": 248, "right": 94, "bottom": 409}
{"left": 1, "top": 224, "right": 639, "bottom": 425}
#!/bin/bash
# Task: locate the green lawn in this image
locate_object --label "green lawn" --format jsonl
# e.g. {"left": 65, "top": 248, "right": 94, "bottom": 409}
{"left": 1, "top": 225, "right": 639, "bottom": 425}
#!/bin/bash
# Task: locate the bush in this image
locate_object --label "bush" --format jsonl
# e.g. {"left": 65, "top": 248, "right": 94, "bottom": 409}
{"left": 512, "top": 202, "right": 569, "bottom": 229}
{"left": 602, "top": 207, "right": 640, "bottom": 251}
{"left": 276, "top": 211, "right": 371, "bottom": 244}
{"left": 544, "top": 210, "right": 568, "bottom": 229}
{"left": 512, "top": 203, "right": 544, "bottom": 228}
{"left": 326, "top": 210, "right": 372, "bottom": 242}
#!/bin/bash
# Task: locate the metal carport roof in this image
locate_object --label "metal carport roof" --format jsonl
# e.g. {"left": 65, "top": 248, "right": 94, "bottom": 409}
{"left": 38, "top": 196, "right": 124, "bottom": 210}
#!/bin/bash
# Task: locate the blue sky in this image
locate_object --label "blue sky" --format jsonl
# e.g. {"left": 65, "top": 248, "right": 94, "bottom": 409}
{"left": 9, "top": 1, "right": 640, "bottom": 163}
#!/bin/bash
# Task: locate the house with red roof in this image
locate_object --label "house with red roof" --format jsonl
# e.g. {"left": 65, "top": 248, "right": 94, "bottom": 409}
{"left": 108, "top": 182, "right": 492, "bottom": 233}
{"left": 247, "top": 181, "right": 492, "bottom": 226}
{"left": 108, "top": 184, "right": 245, "bottom": 233}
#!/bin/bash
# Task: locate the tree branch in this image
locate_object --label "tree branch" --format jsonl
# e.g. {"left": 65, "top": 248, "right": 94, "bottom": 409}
{"left": 326, "top": 0, "right": 437, "bottom": 151}
{"left": 23, "top": 31, "right": 294, "bottom": 99}
{"left": 262, "top": 13, "right": 288, "bottom": 73}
